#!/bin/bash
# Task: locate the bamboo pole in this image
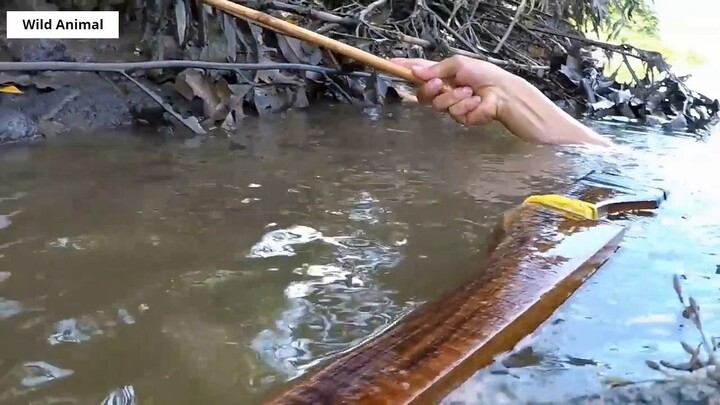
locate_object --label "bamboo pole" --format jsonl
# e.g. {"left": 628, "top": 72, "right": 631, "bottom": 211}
{"left": 199, "top": 0, "right": 452, "bottom": 92}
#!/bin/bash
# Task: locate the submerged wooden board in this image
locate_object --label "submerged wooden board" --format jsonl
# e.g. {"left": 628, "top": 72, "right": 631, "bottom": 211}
{"left": 266, "top": 172, "right": 667, "bottom": 405}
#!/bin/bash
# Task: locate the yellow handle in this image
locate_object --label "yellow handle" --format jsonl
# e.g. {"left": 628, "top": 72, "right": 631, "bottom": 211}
{"left": 523, "top": 194, "right": 599, "bottom": 221}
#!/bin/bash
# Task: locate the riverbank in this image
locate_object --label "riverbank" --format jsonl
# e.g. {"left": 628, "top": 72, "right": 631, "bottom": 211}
{"left": 0, "top": 31, "right": 200, "bottom": 143}
{"left": 0, "top": 0, "right": 718, "bottom": 145}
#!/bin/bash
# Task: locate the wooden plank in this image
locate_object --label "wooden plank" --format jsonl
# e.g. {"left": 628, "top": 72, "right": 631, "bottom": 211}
{"left": 265, "top": 172, "right": 667, "bottom": 405}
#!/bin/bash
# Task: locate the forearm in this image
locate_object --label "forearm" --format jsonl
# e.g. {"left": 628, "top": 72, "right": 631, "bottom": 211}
{"left": 497, "top": 75, "right": 613, "bottom": 146}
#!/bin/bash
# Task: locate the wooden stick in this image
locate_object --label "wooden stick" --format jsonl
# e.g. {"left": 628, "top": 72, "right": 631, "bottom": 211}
{"left": 199, "top": 0, "right": 451, "bottom": 92}
{"left": 264, "top": 171, "right": 668, "bottom": 405}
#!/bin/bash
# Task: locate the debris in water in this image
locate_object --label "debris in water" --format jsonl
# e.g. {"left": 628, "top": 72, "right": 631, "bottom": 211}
{"left": 246, "top": 225, "right": 326, "bottom": 258}
{"left": 47, "top": 317, "right": 99, "bottom": 345}
{"left": 0, "top": 298, "right": 22, "bottom": 319}
{"left": 197, "top": 270, "right": 239, "bottom": 288}
{"left": 118, "top": 309, "right": 135, "bottom": 325}
{"left": 19, "top": 361, "right": 73, "bottom": 388}
{"left": 0, "top": 215, "right": 11, "bottom": 230}
{"left": 284, "top": 281, "right": 314, "bottom": 299}
{"left": 48, "top": 236, "right": 93, "bottom": 250}
{"left": 646, "top": 275, "right": 720, "bottom": 379}
{"left": 101, "top": 384, "right": 137, "bottom": 405}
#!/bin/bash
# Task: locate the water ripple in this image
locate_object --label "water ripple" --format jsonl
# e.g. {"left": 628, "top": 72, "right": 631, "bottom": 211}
{"left": 249, "top": 225, "right": 408, "bottom": 379}
{"left": 0, "top": 298, "right": 22, "bottom": 319}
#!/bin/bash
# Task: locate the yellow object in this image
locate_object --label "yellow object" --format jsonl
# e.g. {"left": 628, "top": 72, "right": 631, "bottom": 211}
{"left": 0, "top": 84, "right": 22, "bottom": 94}
{"left": 523, "top": 194, "right": 599, "bottom": 220}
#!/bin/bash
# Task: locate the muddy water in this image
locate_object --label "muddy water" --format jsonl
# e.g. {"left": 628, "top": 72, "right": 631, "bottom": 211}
{"left": 0, "top": 103, "right": 715, "bottom": 404}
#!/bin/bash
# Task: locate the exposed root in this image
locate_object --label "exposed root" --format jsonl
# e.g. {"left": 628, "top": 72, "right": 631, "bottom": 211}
{"left": 2, "top": 0, "right": 718, "bottom": 136}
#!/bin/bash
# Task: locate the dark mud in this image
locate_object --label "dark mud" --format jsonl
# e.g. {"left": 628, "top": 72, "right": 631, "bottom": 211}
{"left": 0, "top": 36, "right": 197, "bottom": 143}
{"left": 0, "top": 0, "right": 200, "bottom": 143}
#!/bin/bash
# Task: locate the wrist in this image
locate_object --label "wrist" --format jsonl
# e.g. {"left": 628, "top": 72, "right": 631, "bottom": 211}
{"left": 494, "top": 73, "right": 526, "bottom": 126}
{"left": 494, "top": 74, "right": 554, "bottom": 143}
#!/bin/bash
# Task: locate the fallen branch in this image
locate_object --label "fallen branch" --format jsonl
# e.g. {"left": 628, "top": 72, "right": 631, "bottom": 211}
{"left": 256, "top": 0, "right": 357, "bottom": 26}
{"left": 0, "top": 61, "right": 399, "bottom": 80}
{"left": 252, "top": 0, "right": 545, "bottom": 70}
{"left": 121, "top": 71, "right": 206, "bottom": 134}
{"left": 201, "top": 0, "right": 424, "bottom": 85}
{"left": 493, "top": 0, "right": 526, "bottom": 53}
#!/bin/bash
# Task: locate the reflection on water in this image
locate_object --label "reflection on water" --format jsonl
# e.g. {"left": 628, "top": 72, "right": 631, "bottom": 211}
{"left": 0, "top": 102, "right": 716, "bottom": 404}
{"left": 443, "top": 120, "right": 720, "bottom": 404}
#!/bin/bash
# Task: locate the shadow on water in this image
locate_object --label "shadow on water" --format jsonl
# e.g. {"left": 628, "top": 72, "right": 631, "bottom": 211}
{"left": 0, "top": 102, "right": 716, "bottom": 404}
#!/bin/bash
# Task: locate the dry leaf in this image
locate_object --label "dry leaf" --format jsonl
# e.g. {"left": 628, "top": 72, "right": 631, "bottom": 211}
{"left": 277, "top": 35, "right": 322, "bottom": 65}
{"left": 0, "top": 85, "right": 22, "bottom": 94}
{"left": 222, "top": 14, "right": 238, "bottom": 62}
{"left": 253, "top": 87, "right": 286, "bottom": 116}
{"left": 222, "top": 84, "right": 253, "bottom": 128}
{"left": 173, "top": 0, "right": 189, "bottom": 46}
{"left": 174, "top": 69, "right": 230, "bottom": 121}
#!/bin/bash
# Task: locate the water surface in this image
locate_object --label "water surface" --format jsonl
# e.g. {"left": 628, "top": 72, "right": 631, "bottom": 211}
{"left": 444, "top": 120, "right": 720, "bottom": 404}
{"left": 0, "top": 103, "right": 717, "bottom": 404}
{"left": 0, "top": 104, "right": 579, "bottom": 404}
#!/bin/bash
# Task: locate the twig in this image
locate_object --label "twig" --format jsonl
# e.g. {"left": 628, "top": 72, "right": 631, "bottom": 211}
{"left": 247, "top": 0, "right": 541, "bottom": 71}
{"left": 493, "top": 0, "right": 526, "bottom": 53}
{"left": 393, "top": 33, "right": 548, "bottom": 71}
{"left": 322, "top": 72, "right": 355, "bottom": 105}
{"left": 467, "top": 0, "right": 481, "bottom": 21}
{"left": 317, "top": 23, "right": 340, "bottom": 34}
{"left": 427, "top": 6, "right": 491, "bottom": 54}
{"left": 621, "top": 54, "right": 641, "bottom": 85}
{"left": 508, "top": 22, "right": 657, "bottom": 62}
{"left": 121, "top": 72, "right": 207, "bottom": 135}
{"left": 257, "top": 0, "right": 357, "bottom": 26}
{"left": 355, "top": 0, "right": 388, "bottom": 37}
{"left": 445, "top": 0, "right": 467, "bottom": 25}
{"left": 0, "top": 61, "right": 400, "bottom": 81}
{"left": 358, "top": 0, "right": 387, "bottom": 25}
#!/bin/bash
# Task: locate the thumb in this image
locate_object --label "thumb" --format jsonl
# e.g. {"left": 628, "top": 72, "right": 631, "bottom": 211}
{"left": 412, "top": 57, "right": 463, "bottom": 81}
{"left": 389, "top": 58, "right": 436, "bottom": 70}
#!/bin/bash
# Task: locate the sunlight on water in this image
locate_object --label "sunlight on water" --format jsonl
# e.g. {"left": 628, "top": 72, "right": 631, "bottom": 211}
{"left": 248, "top": 223, "right": 409, "bottom": 380}
{"left": 0, "top": 103, "right": 718, "bottom": 404}
{"left": 443, "top": 120, "right": 720, "bottom": 404}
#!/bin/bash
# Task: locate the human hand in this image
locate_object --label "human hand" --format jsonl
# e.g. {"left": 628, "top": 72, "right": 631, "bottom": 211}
{"left": 391, "top": 56, "right": 614, "bottom": 146}
{"left": 390, "top": 55, "right": 513, "bottom": 126}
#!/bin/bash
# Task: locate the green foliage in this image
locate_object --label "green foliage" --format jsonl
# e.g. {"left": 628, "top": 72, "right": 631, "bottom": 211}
{"left": 597, "top": 0, "right": 659, "bottom": 41}
{"left": 586, "top": 11, "right": 707, "bottom": 84}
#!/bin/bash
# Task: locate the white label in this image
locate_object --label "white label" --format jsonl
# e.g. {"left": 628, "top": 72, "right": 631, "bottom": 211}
{"left": 6, "top": 11, "right": 119, "bottom": 39}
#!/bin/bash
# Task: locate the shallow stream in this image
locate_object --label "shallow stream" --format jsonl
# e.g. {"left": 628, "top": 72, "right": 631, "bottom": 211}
{"left": 0, "top": 103, "right": 717, "bottom": 404}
